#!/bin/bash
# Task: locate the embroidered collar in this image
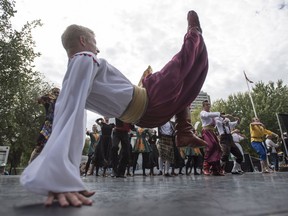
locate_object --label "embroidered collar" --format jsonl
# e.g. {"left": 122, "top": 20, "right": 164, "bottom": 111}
{"left": 71, "top": 52, "right": 99, "bottom": 66}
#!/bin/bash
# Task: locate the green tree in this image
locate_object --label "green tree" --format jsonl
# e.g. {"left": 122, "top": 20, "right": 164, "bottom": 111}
{"left": 191, "top": 105, "right": 202, "bottom": 132}
{"left": 0, "top": 0, "right": 52, "bottom": 173}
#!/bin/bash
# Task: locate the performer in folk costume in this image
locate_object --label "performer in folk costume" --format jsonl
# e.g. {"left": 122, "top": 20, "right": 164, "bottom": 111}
{"left": 83, "top": 124, "right": 100, "bottom": 176}
{"left": 265, "top": 134, "right": 280, "bottom": 171}
{"left": 94, "top": 117, "right": 114, "bottom": 177}
{"left": 185, "top": 129, "right": 204, "bottom": 175}
{"left": 28, "top": 87, "right": 60, "bottom": 163}
{"left": 200, "top": 100, "right": 224, "bottom": 176}
{"left": 214, "top": 115, "right": 243, "bottom": 175}
{"left": 157, "top": 120, "right": 176, "bottom": 177}
{"left": 250, "top": 117, "right": 278, "bottom": 173}
{"left": 126, "top": 132, "right": 135, "bottom": 176}
{"left": 185, "top": 147, "right": 203, "bottom": 175}
{"left": 110, "top": 118, "right": 135, "bottom": 178}
{"left": 21, "top": 10, "right": 209, "bottom": 207}
{"left": 231, "top": 129, "right": 246, "bottom": 174}
{"left": 131, "top": 127, "right": 153, "bottom": 176}
{"left": 147, "top": 130, "right": 160, "bottom": 175}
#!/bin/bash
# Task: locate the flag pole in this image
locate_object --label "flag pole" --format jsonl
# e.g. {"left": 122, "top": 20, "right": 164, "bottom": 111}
{"left": 243, "top": 71, "right": 258, "bottom": 118}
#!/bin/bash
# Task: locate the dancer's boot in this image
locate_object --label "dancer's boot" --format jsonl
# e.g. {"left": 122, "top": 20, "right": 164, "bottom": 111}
{"left": 175, "top": 107, "right": 207, "bottom": 148}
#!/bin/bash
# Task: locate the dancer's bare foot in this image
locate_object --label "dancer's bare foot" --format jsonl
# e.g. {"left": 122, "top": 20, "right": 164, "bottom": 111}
{"left": 44, "top": 190, "right": 95, "bottom": 207}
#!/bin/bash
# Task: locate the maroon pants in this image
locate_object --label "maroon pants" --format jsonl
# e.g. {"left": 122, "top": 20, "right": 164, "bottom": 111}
{"left": 202, "top": 129, "right": 222, "bottom": 163}
{"left": 137, "top": 29, "right": 208, "bottom": 128}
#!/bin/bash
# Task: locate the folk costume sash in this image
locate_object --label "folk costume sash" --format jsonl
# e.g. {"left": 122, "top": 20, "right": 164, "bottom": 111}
{"left": 119, "top": 85, "right": 148, "bottom": 124}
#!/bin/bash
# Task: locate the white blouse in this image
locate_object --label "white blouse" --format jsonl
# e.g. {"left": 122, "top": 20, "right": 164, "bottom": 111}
{"left": 20, "top": 52, "right": 134, "bottom": 195}
{"left": 200, "top": 110, "right": 220, "bottom": 127}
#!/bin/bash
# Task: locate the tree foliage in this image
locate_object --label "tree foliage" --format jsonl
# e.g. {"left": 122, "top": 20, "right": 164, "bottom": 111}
{"left": 191, "top": 105, "right": 202, "bottom": 132}
{"left": 0, "top": 0, "right": 52, "bottom": 173}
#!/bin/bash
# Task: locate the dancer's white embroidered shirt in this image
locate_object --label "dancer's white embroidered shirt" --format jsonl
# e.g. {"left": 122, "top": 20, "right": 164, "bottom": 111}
{"left": 20, "top": 52, "right": 134, "bottom": 194}
{"left": 200, "top": 111, "right": 220, "bottom": 127}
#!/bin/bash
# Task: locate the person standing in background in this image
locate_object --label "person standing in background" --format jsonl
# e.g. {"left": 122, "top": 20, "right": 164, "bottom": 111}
{"left": 157, "top": 121, "right": 176, "bottom": 177}
{"left": 28, "top": 87, "right": 60, "bottom": 164}
{"left": 200, "top": 100, "right": 223, "bottom": 176}
{"left": 250, "top": 117, "right": 278, "bottom": 173}
{"left": 231, "top": 129, "right": 246, "bottom": 174}
{"left": 265, "top": 134, "right": 279, "bottom": 171}
{"left": 95, "top": 117, "right": 114, "bottom": 177}
{"left": 83, "top": 124, "right": 100, "bottom": 176}
{"left": 132, "top": 127, "right": 152, "bottom": 176}
{"left": 214, "top": 115, "right": 243, "bottom": 175}
{"left": 110, "top": 118, "right": 134, "bottom": 178}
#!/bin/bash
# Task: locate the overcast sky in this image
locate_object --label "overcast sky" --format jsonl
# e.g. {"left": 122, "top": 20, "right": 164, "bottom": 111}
{"left": 12, "top": 0, "right": 288, "bottom": 128}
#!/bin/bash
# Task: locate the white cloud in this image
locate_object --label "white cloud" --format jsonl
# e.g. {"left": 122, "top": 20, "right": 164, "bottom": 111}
{"left": 12, "top": 0, "right": 288, "bottom": 128}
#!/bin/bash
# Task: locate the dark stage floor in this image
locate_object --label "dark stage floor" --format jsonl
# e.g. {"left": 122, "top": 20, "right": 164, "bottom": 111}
{"left": 1, "top": 171, "right": 288, "bottom": 216}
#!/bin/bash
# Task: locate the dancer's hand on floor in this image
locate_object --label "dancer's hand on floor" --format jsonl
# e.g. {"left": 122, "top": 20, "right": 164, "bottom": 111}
{"left": 44, "top": 190, "right": 95, "bottom": 207}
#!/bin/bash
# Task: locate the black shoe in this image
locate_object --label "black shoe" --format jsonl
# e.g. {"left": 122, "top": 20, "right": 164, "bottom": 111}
{"left": 231, "top": 171, "right": 243, "bottom": 175}
{"left": 116, "top": 175, "right": 126, "bottom": 178}
{"left": 158, "top": 171, "right": 163, "bottom": 176}
{"left": 111, "top": 170, "right": 117, "bottom": 178}
{"left": 212, "top": 171, "right": 225, "bottom": 176}
{"left": 164, "top": 173, "right": 172, "bottom": 177}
